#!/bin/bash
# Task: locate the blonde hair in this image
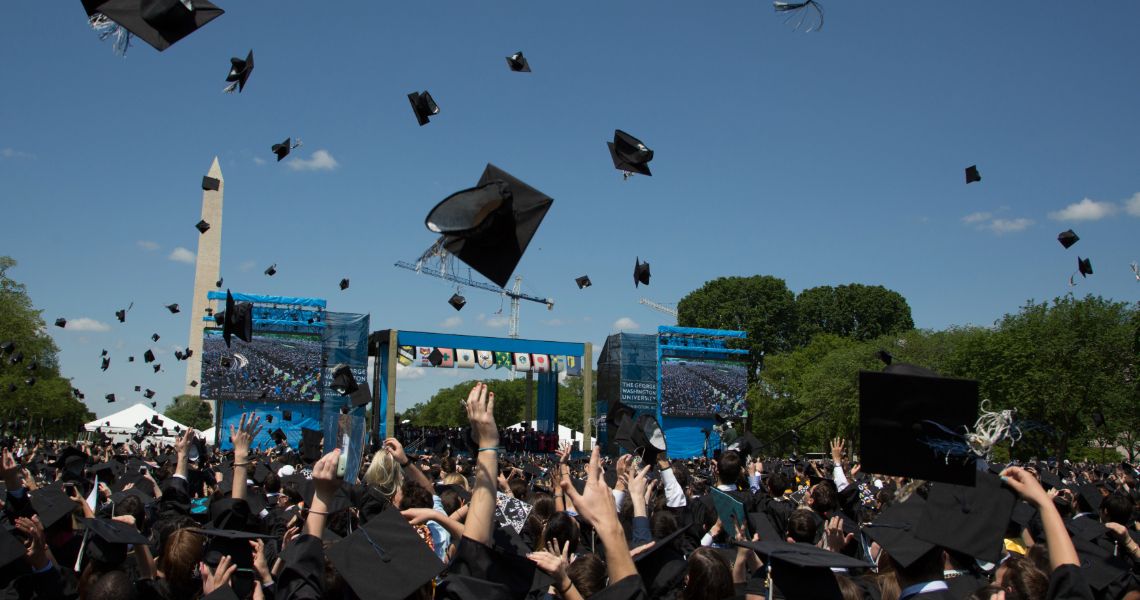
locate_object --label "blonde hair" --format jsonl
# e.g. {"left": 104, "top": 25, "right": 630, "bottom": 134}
{"left": 364, "top": 450, "right": 404, "bottom": 499}
{"left": 442, "top": 472, "right": 468, "bottom": 491}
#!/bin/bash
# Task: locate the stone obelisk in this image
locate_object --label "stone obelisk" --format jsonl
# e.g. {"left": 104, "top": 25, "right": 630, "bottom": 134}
{"left": 185, "top": 158, "right": 223, "bottom": 404}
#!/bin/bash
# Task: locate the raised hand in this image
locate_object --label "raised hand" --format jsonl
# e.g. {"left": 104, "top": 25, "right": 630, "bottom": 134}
{"left": 175, "top": 428, "right": 195, "bottom": 456}
{"left": 557, "top": 441, "right": 572, "bottom": 464}
{"left": 830, "top": 437, "right": 845, "bottom": 464}
{"left": 465, "top": 382, "right": 498, "bottom": 448}
{"left": 200, "top": 555, "right": 237, "bottom": 595}
{"left": 1, "top": 449, "right": 22, "bottom": 490}
{"left": 627, "top": 464, "right": 652, "bottom": 501}
{"left": 250, "top": 538, "right": 272, "bottom": 586}
{"left": 561, "top": 446, "right": 620, "bottom": 531}
{"left": 14, "top": 516, "right": 49, "bottom": 569}
{"left": 822, "top": 516, "right": 853, "bottom": 552}
{"left": 230, "top": 413, "right": 262, "bottom": 458}
{"left": 527, "top": 538, "right": 572, "bottom": 588}
{"left": 383, "top": 438, "right": 408, "bottom": 466}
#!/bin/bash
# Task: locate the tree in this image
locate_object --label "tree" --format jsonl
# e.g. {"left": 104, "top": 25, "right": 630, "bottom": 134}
{"left": 404, "top": 376, "right": 594, "bottom": 433}
{"left": 0, "top": 256, "right": 90, "bottom": 439}
{"left": 795, "top": 284, "right": 915, "bottom": 345}
{"left": 677, "top": 276, "right": 798, "bottom": 378}
{"left": 164, "top": 395, "right": 214, "bottom": 430}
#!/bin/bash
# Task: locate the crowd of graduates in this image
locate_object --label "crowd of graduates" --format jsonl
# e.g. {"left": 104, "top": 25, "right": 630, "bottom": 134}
{"left": 2, "top": 382, "right": 1140, "bottom": 600}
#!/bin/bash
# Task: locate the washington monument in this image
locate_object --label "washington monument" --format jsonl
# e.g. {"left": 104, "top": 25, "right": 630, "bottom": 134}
{"left": 185, "top": 158, "right": 223, "bottom": 401}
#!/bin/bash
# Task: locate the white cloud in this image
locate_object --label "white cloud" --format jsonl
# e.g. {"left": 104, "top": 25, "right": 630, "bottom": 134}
{"left": 1125, "top": 193, "right": 1140, "bottom": 217}
{"left": 137, "top": 240, "right": 160, "bottom": 251}
{"left": 612, "top": 317, "right": 640, "bottom": 331}
{"left": 485, "top": 316, "right": 509, "bottom": 328}
{"left": 286, "top": 149, "right": 339, "bottom": 172}
{"left": 396, "top": 363, "right": 427, "bottom": 380}
{"left": 1048, "top": 198, "right": 1118, "bottom": 221}
{"left": 168, "top": 247, "right": 196, "bottom": 264}
{"left": 253, "top": 156, "right": 267, "bottom": 166}
{"left": 65, "top": 318, "right": 111, "bottom": 332}
{"left": 542, "top": 318, "right": 564, "bottom": 327}
{"left": 439, "top": 316, "right": 462, "bottom": 329}
{"left": 1, "top": 148, "right": 34, "bottom": 159}
{"left": 239, "top": 260, "right": 257, "bottom": 272}
{"left": 961, "top": 212, "right": 992, "bottom": 224}
{"left": 983, "top": 218, "right": 1034, "bottom": 234}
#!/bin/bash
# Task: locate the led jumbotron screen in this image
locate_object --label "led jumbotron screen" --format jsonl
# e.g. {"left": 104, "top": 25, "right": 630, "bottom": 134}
{"left": 660, "top": 357, "right": 748, "bottom": 419}
{"left": 201, "top": 328, "right": 323, "bottom": 402}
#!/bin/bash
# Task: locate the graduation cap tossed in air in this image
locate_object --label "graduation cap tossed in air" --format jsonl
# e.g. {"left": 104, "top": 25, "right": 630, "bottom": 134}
{"left": 143, "top": 350, "right": 156, "bottom": 363}
{"left": 615, "top": 413, "right": 668, "bottom": 463}
{"left": 223, "top": 49, "right": 254, "bottom": 93}
{"left": 505, "top": 51, "right": 531, "bottom": 72}
{"left": 144, "top": 389, "right": 156, "bottom": 399}
{"left": 202, "top": 176, "right": 220, "bottom": 191}
{"left": 1078, "top": 257, "right": 1093, "bottom": 277}
{"left": 264, "top": 264, "right": 277, "bottom": 276}
{"left": 165, "top": 303, "right": 180, "bottom": 314}
{"left": 575, "top": 276, "right": 591, "bottom": 289}
{"left": 339, "top": 278, "right": 350, "bottom": 291}
{"left": 271, "top": 139, "right": 299, "bottom": 162}
{"left": 425, "top": 163, "right": 554, "bottom": 288}
{"left": 634, "top": 258, "right": 651, "bottom": 287}
{"left": 448, "top": 293, "right": 466, "bottom": 311}
{"left": 88, "top": 0, "right": 225, "bottom": 53}
{"left": 215, "top": 278, "right": 223, "bottom": 288}
{"left": 195, "top": 220, "right": 211, "bottom": 234}
{"left": 608, "top": 129, "right": 654, "bottom": 178}
{"left": 105, "top": 394, "right": 116, "bottom": 403}
{"left": 408, "top": 91, "right": 440, "bottom": 126}
{"left": 330, "top": 363, "right": 371, "bottom": 408}
{"left": 1058, "top": 229, "right": 1079, "bottom": 249}
{"left": 152, "top": 364, "right": 162, "bottom": 373}
{"left": 55, "top": 317, "right": 67, "bottom": 328}
{"left": 115, "top": 303, "right": 132, "bottom": 322}
{"left": 213, "top": 290, "right": 253, "bottom": 348}
{"left": 151, "top": 333, "right": 160, "bottom": 342}
{"left": 965, "top": 164, "right": 981, "bottom": 184}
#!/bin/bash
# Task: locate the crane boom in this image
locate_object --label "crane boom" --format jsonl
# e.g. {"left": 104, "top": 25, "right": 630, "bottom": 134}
{"left": 639, "top": 298, "right": 678, "bottom": 319}
{"left": 394, "top": 260, "right": 554, "bottom": 308}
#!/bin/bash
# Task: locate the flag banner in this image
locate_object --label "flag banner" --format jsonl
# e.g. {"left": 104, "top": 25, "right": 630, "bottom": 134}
{"left": 494, "top": 351, "right": 513, "bottom": 369}
{"left": 417, "top": 346, "right": 433, "bottom": 367}
{"left": 436, "top": 348, "right": 455, "bottom": 368}
{"left": 456, "top": 349, "right": 476, "bottom": 368}
{"left": 514, "top": 353, "right": 532, "bottom": 371}
{"left": 566, "top": 355, "right": 583, "bottom": 376}
{"left": 477, "top": 350, "right": 494, "bottom": 369}
{"left": 553, "top": 355, "right": 566, "bottom": 373}
{"left": 532, "top": 354, "right": 550, "bottom": 373}
{"left": 398, "top": 346, "right": 415, "bottom": 366}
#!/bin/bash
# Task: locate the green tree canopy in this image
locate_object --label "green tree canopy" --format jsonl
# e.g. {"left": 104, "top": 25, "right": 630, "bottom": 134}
{"left": 403, "top": 376, "right": 592, "bottom": 431}
{"left": 164, "top": 395, "right": 214, "bottom": 431}
{"left": 795, "top": 283, "right": 915, "bottom": 344}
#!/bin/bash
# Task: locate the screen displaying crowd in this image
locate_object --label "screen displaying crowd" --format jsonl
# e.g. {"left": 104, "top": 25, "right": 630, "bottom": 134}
{"left": 660, "top": 358, "right": 748, "bottom": 418}
{"left": 201, "top": 329, "right": 323, "bottom": 402}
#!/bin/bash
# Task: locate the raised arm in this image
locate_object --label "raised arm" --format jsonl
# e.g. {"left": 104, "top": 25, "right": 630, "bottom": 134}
{"left": 462, "top": 382, "right": 500, "bottom": 545}
{"left": 386, "top": 437, "right": 433, "bottom": 495}
{"left": 562, "top": 445, "right": 638, "bottom": 584}
{"left": 230, "top": 413, "right": 262, "bottom": 502}
{"left": 1002, "top": 467, "right": 1079, "bottom": 569}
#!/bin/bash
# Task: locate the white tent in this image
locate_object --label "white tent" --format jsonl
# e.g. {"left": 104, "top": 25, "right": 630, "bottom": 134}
{"left": 200, "top": 427, "right": 216, "bottom": 445}
{"left": 85, "top": 403, "right": 187, "bottom": 446}
{"left": 507, "top": 421, "right": 596, "bottom": 447}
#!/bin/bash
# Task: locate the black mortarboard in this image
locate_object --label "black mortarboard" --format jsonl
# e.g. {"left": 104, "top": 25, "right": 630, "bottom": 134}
{"left": 0, "top": 341, "right": 13, "bottom": 353}
{"left": 448, "top": 293, "right": 467, "bottom": 311}
{"left": 195, "top": 220, "right": 211, "bottom": 234}
{"left": 407, "top": 91, "right": 440, "bottom": 126}
{"left": 102, "top": 356, "right": 111, "bottom": 370}
{"left": 202, "top": 176, "right": 220, "bottom": 191}
{"left": 736, "top": 540, "right": 870, "bottom": 600}
{"left": 151, "top": 333, "right": 160, "bottom": 342}
{"left": 300, "top": 428, "right": 322, "bottom": 463}
{"left": 144, "top": 349, "right": 155, "bottom": 363}
{"left": 330, "top": 363, "right": 371, "bottom": 407}
{"left": 607, "top": 400, "right": 636, "bottom": 431}
{"left": 264, "top": 263, "right": 277, "bottom": 276}
{"left": 1076, "top": 483, "right": 1103, "bottom": 513}
{"left": 134, "top": 385, "right": 141, "bottom": 392}
{"left": 224, "top": 49, "right": 254, "bottom": 93}
{"left": 622, "top": 414, "right": 668, "bottom": 463}
{"left": 9, "top": 350, "right": 23, "bottom": 364}
{"left": 271, "top": 429, "right": 287, "bottom": 445}
{"left": 634, "top": 527, "right": 688, "bottom": 595}
{"left": 215, "top": 278, "right": 223, "bottom": 288}
{"left": 505, "top": 51, "right": 531, "bottom": 72}
{"left": 965, "top": 165, "right": 981, "bottom": 184}
{"left": 190, "top": 380, "right": 198, "bottom": 387}
{"left": 327, "top": 508, "right": 445, "bottom": 600}
{"left": 93, "top": 0, "right": 224, "bottom": 52}
{"left": 165, "top": 303, "right": 180, "bottom": 314}
{"left": 915, "top": 471, "right": 1015, "bottom": 563}
{"left": 153, "top": 364, "right": 162, "bottom": 373}
{"left": 152, "top": 402, "right": 157, "bottom": 408}
{"left": 144, "top": 389, "right": 155, "bottom": 399}
{"left": 634, "top": 257, "right": 651, "bottom": 287}
{"left": 282, "top": 410, "right": 292, "bottom": 421}
{"left": 859, "top": 370, "right": 979, "bottom": 485}
{"left": 1078, "top": 257, "right": 1093, "bottom": 277}
{"left": 55, "top": 317, "right": 67, "bottom": 327}
{"left": 215, "top": 290, "right": 253, "bottom": 347}
{"left": 863, "top": 497, "right": 937, "bottom": 569}
{"left": 81, "top": 517, "right": 149, "bottom": 565}
{"left": 1057, "top": 229, "right": 1079, "bottom": 249}
{"left": 106, "top": 394, "right": 116, "bottom": 402}
{"left": 115, "top": 309, "right": 127, "bottom": 322}
{"left": 339, "top": 278, "right": 350, "bottom": 290}
{"left": 575, "top": 275, "right": 591, "bottom": 289}
{"left": 30, "top": 488, "right": 76, "bottom": 529}
{"left": 272, "top": 140, "right": 291, "bottom": 161}
{"left": 426, "top": 163, "right": 553, "bottom": 288}
{"left": 608, "top": 129, "right": 654, "bottom": 177}
{"left": 24, "top": 377, "right": 35, "bottom": 386}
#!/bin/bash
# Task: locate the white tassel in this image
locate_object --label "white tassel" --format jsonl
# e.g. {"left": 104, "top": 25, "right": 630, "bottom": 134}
{"left": 89, "top": 13, "right": 132, "bottom": 57}
{"left": 964, "top": 400, "right": 1019, "bottom": 460}
{"left": 223, "top": 82, "right": 239, "bottom": 94}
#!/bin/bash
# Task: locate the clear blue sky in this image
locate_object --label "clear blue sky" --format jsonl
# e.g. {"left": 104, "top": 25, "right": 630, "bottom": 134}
{"left": 3, "top": 2, "right": 1139, "bottom": 419}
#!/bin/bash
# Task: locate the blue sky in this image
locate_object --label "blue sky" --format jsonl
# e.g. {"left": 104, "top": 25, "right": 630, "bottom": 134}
{"left": 3, "top": 2, "right": 1139, "bottom": 419}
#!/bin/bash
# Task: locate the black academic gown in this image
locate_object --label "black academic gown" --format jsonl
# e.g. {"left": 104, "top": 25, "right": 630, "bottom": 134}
{"left": 274, "top": 534, "right": 325, "bottom": 600}
{"left": 1046, "top": 564, "right": 1095, "bottom": 600}
{"left": 944, "top": 573, "right": 988, "bottom": 599}
{"left": 0, "top": 561, "right": 66, "bottom": 600}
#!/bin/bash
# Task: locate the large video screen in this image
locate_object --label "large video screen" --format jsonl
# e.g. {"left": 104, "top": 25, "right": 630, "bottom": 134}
{"left": 202, "top": 329, "right": 323, "bottom": 402}
{"left": 660, "top": 358, "right": 748, "bottom": 419}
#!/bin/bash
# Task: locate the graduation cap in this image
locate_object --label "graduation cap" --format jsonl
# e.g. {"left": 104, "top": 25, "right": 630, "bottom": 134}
{"left": 271, "top": 429, "right": 287, "bottom": 445}
{"left": 151, "top": 402, "right": 157, "bottom": 408}
{"left": 264, "top": 264, "right": 277, "bottom": 276}
{"left": 608, "top": 129, "right": 654, "bottom": 177}
{"left": 143, "top": 350, "right": 155, "bottom": 363}
{"left": 9, "top": 351, "right": 23, "bottom": 364}
{"left": 271, "top": 140, "right": 292, "bottom": 162}
{"left": 575, "top": 275, "right": 591, "bottom": 289}
{"left": 134, "top": 385, "right": 142, "bottom": 392}
{"left": 1058, "top": 229, "right": 1079, "bottom": 249}
{"left": 151, "top": 333, "right": 161, "bottom": 342}
{"left": 153, "top": 364, "right": 162, "bottom": 373}
{"left": 24, "top": 377, "right": 35, "bottom": 386}
{"left": 0, "top": 341, "right": 13, "bottom": 354}
{"left": 115, "top": 309, "right": 127, "bottom": 322}
{"left": 634, "top": 257, "right": 651, "bottom": 287}
{"left": 330, "top": 363, "right": 371, "bottom": 407}
{"left": 327, "top": 507, "right": 445, "bottom": 600}
{"left": 965, "top": 165, "right": 981, "bottom": 184}
{"left": 736, "top": 540, "right": 869, "bottom": 600}
{"left": 106, "top": 394, "right": 116, "bottom": 403}
{"left": 190, "top": 380, "right": 199, "bottom": 387}
{"left": 634, "top": 527, "right": 689, "bottom": 596}
{"left": 300, "top": 428, "right": 322, "bottom": 463}
{"left": 214, "top": 290, "right": 253, "bottom": 347}
{"left": 425, "top": 163, "right": 554, "bottom": 288}
{"left": 615, "top": 414, "right": 668, "bottom": 462}
{"left": 215, "top": 278, "right": 223, "bottom": 288}
{"left": 447, "top": 293, "right": 467, "bottom": 311}
{"left": 863, "top": 496, "right": 937, "bottom": 569}
{"left": 202, "top": 176, "right": 220, "bottom": 191}
{"left": 91, "top": 0, "right": 224, "bottom": 53}
{"left": 101, "top": 356, "right": 111, "bottom": 371}
{"left": 55, "top": 317, "right": 67, "bottom": 328}
{"left": 81, "top": 517, "right": 150, "bottom": 565}
{"left": 30, "top": 488, "right": 77, "bottom": 529}
{"left": 505, "top": 51, "right": 531, "bottom": 72}
{"left": 1078, "top": 257, "right": 1093, "bottom": 277}
{"left": 282, "top": 409, "right": 292, "bottom": 421}
{"left": 859, "top": 369, "right": 980, "bottom": 485}
{"left": 195, "top": 219, "right": 211, "bottom": 234}
{"left": 914, "top": 471, "right": 1015, "bottom": 564}
{"left": 144, "top": 389, "right": 155, "bottom": 399}
{"left": 606, "top": 400, "right": 636, "bottom": 431}
{"left": 339, "top": 278, "right": 350, "bottom": 290}
{"left": 174, "top": 350, "right": 184, "bottom": 360}
{"left": 165, "top": 303, "right": 180, "bottom": 314}
{"left": 223, "top": 49, "right": 254, "bottom": 93}
{"left": 407, "top": 90, "right": 440, "bottom": 126}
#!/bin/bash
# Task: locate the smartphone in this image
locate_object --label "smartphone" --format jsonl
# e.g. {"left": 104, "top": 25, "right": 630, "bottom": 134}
{"left": 64, "top": 483, "right": 77, "bottom": 497}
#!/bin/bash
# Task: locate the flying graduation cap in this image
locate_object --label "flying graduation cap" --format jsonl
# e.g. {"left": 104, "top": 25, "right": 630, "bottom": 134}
{"left": 773, "top": 0, "right": 824, "bottom": 32}
{"left": 634, "top": 258, "right": 651, "bottom": 287}
{"left": 152, "top": 333, "right": 160, "bottom": 342}
{"left": 264, "top": 264, "right": 277, "bottom": 276}
{"left": 101, "top": 356, "right": 111, "bottom": 371}
{"left": 575, "top": 276, "right": 592, "bottom": 289}
{"left": 223, "top": 49, "right": 254, "bottom": 93}
{"left": 425, "top": 164, "right": 553, "bottom": 288}
{"left": 165, "top": 304, "right": 180, "bottom": 314}
{"left": 144, "top": 389, "right": 155, "bottom": 399}
{"left": 448, "top": 293, "right": 467, "bottom": 311}
{"left": 608, "top": 130, "right": 654, "bottom": 178}
{"left": 1057, "top": 229, "right": 1079, "bottom": 249}
{"left": 407, "top": 91, "right": 440, "bottom": 126}
{"left": 143, "top": 350, "right": 156, "bottom": 363}
{"left": 330, "top": 364, "right": 371, "bottom": 407}
{"left": 115, "top": 302, "right": 132, "bottom": 322}
{"left": 213, "top": 290, "right": 253, "bottom": 347}
{"left": 153, "top": 364, "right": 162, "bottom": 372}
{"left": 271, "top": 139, "right": 300, "bottom": 161}
{"left": 196, "top": 220, "right": 211, "bottom": 234}
{"left": 505, "top": 51, "right": 531, "bottom": 72}
{"left": 1078, "top": 257, "right": 1093, "bottom": 277}
{"left": 339, "top": 278, "right": 350, "bottom": 291}
{"left": 965, "top": 164, "right": 982, "bottom": 184}
{"left": 105, "top": 394, "right": 116, "bottom": 403}
{"left": 55, "top": 318, "right": 67, "bottom": 328}
{"left": 89, "top": 0, "right": 225, "bottom": 53}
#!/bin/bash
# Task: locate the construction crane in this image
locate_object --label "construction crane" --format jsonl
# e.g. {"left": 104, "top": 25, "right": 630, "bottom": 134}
{"left": 395, "top": 238, "right": 553, "bottom": 339}
{"left": 639, "top": 298, "right": 678, "bottom": 322}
